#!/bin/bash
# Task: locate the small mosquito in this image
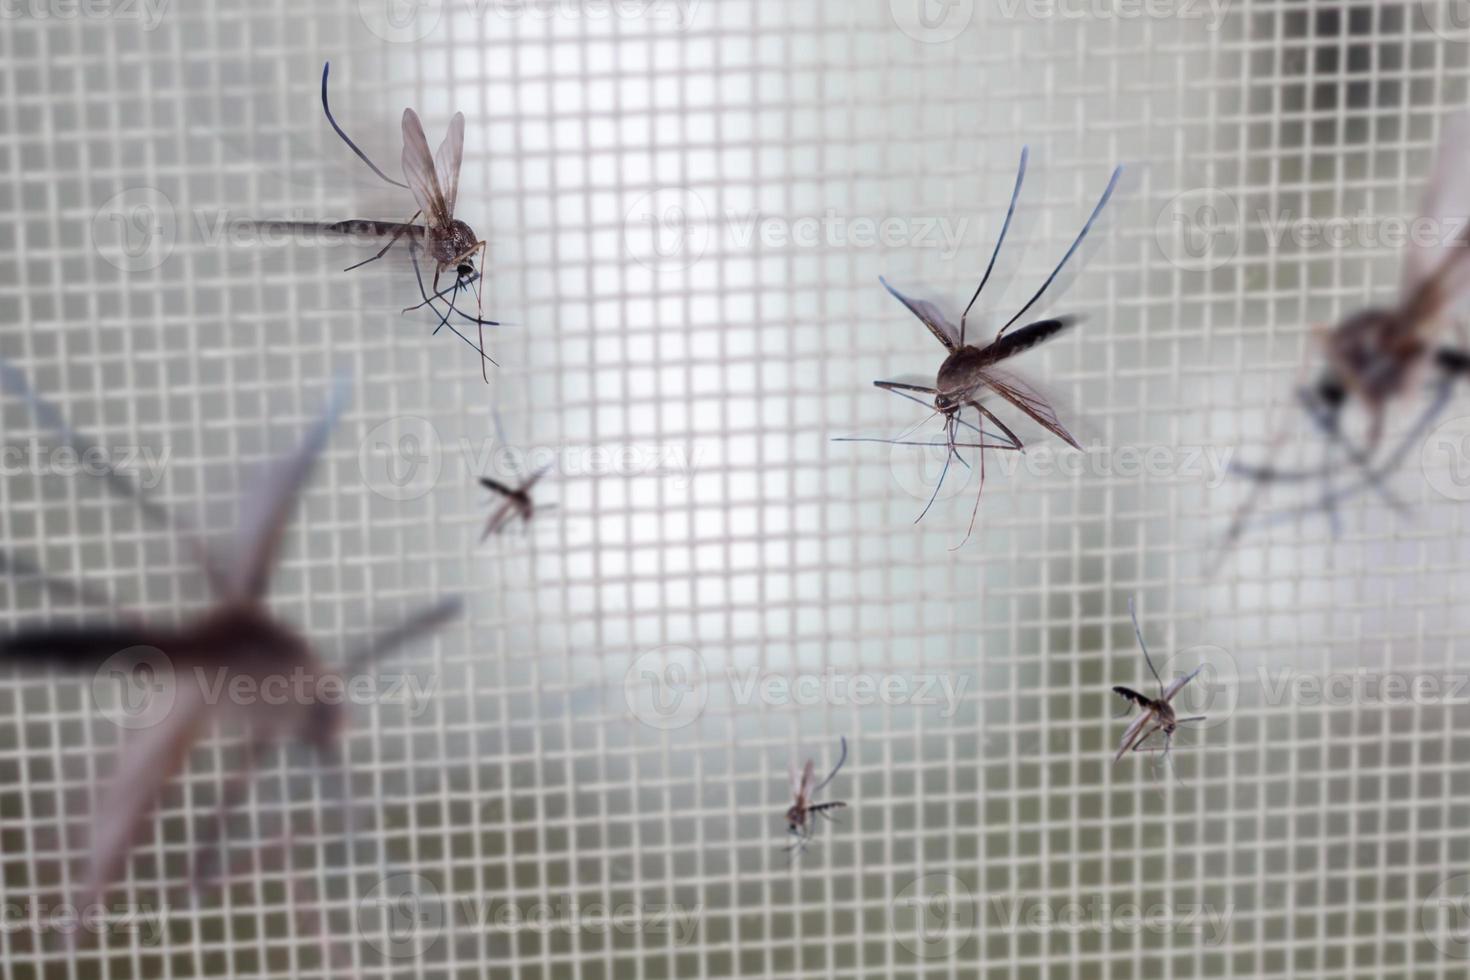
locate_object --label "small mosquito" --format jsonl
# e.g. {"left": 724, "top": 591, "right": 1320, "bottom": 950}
{"left": 0, "top": 360, "right": 461, "bottom": 909}
{"left": 1224, "top": 113, "right": 1470, "bottom": 546}
{"left": 1112, "top": 600, "right": 1206, "bottom": 780}
{"left": 479, "top": 410, "right": 554, "bottom": 540}
{"left": 838, "top": 148, "right": 1123, "bottom": 546}
{"left": 785, "top": 735, "right": 848, "bottom": 857}
{"left": 246, "top": 63, "right": 499, "bottom": 380}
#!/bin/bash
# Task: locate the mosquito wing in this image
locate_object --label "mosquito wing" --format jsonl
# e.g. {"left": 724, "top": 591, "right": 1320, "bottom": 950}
{"left": 1162, "top": 665, "right": 1204, "bottom": 704}
{"left": 222, "top": 380, "right": 347, "bottom": 604}
{"left": 435, "top": 111, "right": 465, "bottom": 222}
{"left": 86, "top": 678, "right": 211, "bottom": 901}
{"left": 970, "top": 365, "right": 1083, "bottom": 451}
{"left": 880, "top": 276, "right": 960, "bottom": 353}
{"left": 1113, "top": 710, "right": 1153, "bottom": 763}
{"left": 402, "top": 108, "right": 451, "bottom": 228}
{"left": 480, "top": 500, "right": 519, "bottom": 541}
{"left": 796, "top": 759, "right": 816, "bottom": 805}
{"left": 1402, "top": 112, "right": 1470, "bottom": 312}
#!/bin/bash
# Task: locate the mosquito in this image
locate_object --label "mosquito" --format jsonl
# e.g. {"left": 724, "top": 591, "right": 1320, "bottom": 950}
{"left": 1224, "top": 113, "right": 1470, "bottom": 546}
{"left": 0, "top": 360, "right": 461, "bottom": 910}
{"left": 245, "top": 62, "right": 499, "bottom": 380}
{"left": 1112, "top": 599, "right": 1207, "bottom": 780}
{"left": 785, "top": 735, "right": 848, "bottom": 857}
{"left": 838, "top": 148, "right": 1124, "bottom": 546}
{"left": 479, "top": 410, "right": 554, "bottom": 541}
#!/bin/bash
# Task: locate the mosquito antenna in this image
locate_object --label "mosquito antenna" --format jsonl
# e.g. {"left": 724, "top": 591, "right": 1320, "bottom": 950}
{"left": 321, "top": 62, "right": 410, "bottom": 190}
{"left": 960, "top": 146, "right": 1028, "bottom": 346}
{"left": 1128, "top": 597, "right": 1165, "bottom": 698}
{"left": 1001, "top": 164, "right": 1124, "bottom": 334}
{"left": 408, "top": 247, "right": 500, "bottom": 367}
{"left": 914, "top": 448, "right": 955, "bottom": 523}
{"left": 813, "top": 736, "right": 847, "bottom": 795}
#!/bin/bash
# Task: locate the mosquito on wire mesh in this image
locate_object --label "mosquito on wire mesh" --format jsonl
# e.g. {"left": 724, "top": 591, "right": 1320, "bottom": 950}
{"left": 784, "top": 735, "right": 848, "bottom": 859}
{"left": 1111, "top": 599, "right": 1207, "bottom": 783}
{"left": 1222, "top": 112, "right": 1470, "bottom": 550}
{"left": 837, "top": 147, "right": 1123, "bottom": 547}
{"left": 479, "top": 408, "right": 554, "bottom": 541}
{"left": 242, "top": 62, "right": 501, "bottom": 380}
{"left": 0, "top": 360, "right": 461, "bottom": 917}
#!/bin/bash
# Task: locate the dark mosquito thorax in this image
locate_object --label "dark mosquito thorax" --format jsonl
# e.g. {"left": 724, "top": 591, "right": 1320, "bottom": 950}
{"left": 933, "top": 345, "right": 988, "bottom": 412}
{"left": 786, "top": 803, "right": 804, "bottom": 831}
{"left": 429, "top": 219, "right": 479, "bottom": 267}
{"left": 1326, "top": 307, "right": 1424, "bottom": 403}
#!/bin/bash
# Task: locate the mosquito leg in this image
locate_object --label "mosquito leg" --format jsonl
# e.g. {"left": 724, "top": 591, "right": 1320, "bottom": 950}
{"left": 407, "top": 246, "right": 500, "bottom": 369}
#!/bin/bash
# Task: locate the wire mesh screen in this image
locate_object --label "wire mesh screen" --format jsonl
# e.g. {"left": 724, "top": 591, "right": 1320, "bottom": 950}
{"left": 4, "top": 0, "right": 1470, "bottom": 976}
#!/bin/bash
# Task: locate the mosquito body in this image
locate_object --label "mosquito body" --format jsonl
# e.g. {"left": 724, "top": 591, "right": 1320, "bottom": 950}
{"left": 1112, "top": 601, "right": 1206, "bottom": 778}
{"left": 479, "top": 467, "right": 552, "bottom": 540}
{"left": 839, "top": 148, "right": 1124, "bottom": 545}
{"left": 245, "top": 63, "right": 498, "bottom": 378}
{"left": 479, "top": 411, "right": 554, "bottom": 541}
{"left": 785, "top": 736, "right": 848, "bottom": 857}
{"left": 0, "top": 360, "right": 461, "bottom": 909}
{"left": 1226, "top": 113, "right": 1470, "bottom": 544}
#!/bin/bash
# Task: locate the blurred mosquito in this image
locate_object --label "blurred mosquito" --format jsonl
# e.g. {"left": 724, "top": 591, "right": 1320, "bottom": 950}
{"left": 479, "top": 409, "right": 554, "bottom": 540}
{"left": 785, "top": 735, "right": 848, "bottom": 858}
{"left": 1112, "top": 600, "right": 1206, "bottom": 781}
{"left": 1224, "top": 113, "right": 1470, "bottom": 546}
{"left": 0, "top": 360, "right": 461, "bottom": 910}
{"left": 246, "top": 62, "right": 499, "bottom": 380}
{"left": 837, "top": 148, "right": 1123, "bottom": 546}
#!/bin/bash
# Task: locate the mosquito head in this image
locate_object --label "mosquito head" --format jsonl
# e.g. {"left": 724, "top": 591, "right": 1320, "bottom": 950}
{"left": 934, "top": 390, "right": 960, "bottom": 416}
{"left": 785, "top": 805, "right": 804, "bottom": 833}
